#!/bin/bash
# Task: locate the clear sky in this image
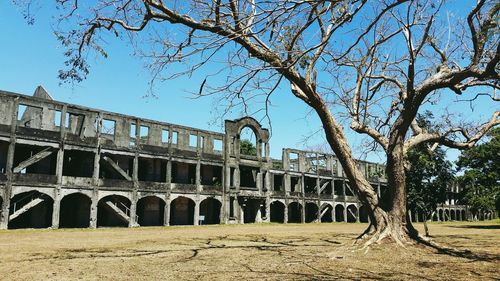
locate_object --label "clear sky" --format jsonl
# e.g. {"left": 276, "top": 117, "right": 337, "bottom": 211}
{"left": 0, "top": 2, "right": 495, "bottom": 164}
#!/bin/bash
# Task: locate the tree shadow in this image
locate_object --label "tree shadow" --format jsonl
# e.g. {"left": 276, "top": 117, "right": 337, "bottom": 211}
{"left": 447, "top": 224, "right": 500, "bottom": 230}
{"left": 416, "top": 238, "right": 500, "bottom": 262}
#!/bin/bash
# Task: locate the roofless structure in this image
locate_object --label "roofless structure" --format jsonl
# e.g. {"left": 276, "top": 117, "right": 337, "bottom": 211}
{"left": 0, "top": 87, "right": 476, "bottom": 229}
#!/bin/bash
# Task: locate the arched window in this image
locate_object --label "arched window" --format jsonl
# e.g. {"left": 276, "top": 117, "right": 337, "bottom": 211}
{"left": 240, "top": 127, "right": 257, "bottom": 156}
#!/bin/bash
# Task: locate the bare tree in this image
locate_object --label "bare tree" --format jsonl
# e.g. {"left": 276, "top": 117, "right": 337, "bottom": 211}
{"left": 19, "top": 0, "right": 499, "bottom": 246}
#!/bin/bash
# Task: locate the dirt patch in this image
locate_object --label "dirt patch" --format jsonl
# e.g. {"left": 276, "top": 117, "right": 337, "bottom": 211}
{"left": 0, "top": 221, "right": 498, "bottom": 280}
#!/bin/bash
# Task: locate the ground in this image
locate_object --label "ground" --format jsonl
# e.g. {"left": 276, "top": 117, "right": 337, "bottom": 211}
{"left": 0, "top": 221, "right": 498, "bottom": 280}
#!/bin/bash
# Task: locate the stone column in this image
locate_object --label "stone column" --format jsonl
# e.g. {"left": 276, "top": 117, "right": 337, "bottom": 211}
{"left": 343, "top": 202, "right": 347, "bottom": 223}
{"left": 356, "top": 203, "right": 360, "bottom": 223}
{"left": 0, "top": 99, "right": 18, "bottom": 230}
{"left": 129, "top": 155, "right": 139, "bottom": 227}
{"left": 193, "top": 198, "right": 200, "bottom": 225}
{"left": 51, "top": 148, "right": 65, "bottom": 229}
{"left": 89, "top": 190, "right": 99, "bottom": 228}
{"left": 164, "top": 196, "right": 171, "bottom": 226}
{"left": 301, "top": 200, "right": 305, "bottom": 223}
{"left": 332, "top": 204, "right": 336, "bottom": 222}
{"left": 284, "top": 202, "right": 288, "bottom": 224}
{"left": 264, "top": 198, "right": 270, "bottom": 222}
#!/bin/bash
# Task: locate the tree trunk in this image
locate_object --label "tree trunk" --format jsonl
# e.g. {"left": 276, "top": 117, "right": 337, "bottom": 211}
{"left": 310, "top": 100, "right": 420, "bottom": 247}
{"left": 423, "top": 217, "right": 430, "bottom": 237}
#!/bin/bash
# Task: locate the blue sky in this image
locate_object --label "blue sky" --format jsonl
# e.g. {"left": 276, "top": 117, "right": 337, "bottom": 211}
{"left": 0, "top": 2, "right": 495, "bottom": 163}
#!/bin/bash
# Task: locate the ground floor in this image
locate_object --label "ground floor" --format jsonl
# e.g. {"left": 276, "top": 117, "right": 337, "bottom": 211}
{"left": 0, "top": 185, "right": 485, "bottom": 230}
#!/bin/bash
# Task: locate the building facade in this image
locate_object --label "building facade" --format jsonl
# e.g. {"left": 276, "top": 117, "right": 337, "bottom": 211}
{"left": 0, "top": 87, "right": 478, "bottom": 229}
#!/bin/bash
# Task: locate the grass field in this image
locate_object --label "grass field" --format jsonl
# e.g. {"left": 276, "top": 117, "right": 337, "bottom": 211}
{"left": 0, "top": 221, "right": 498, "bottom": 280}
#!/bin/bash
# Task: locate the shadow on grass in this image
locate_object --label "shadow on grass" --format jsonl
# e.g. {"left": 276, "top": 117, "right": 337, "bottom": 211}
{"left": 447, "top": 224, "right": 500, "bottom": 230}
{"left": 416, "top": 238, "right": 500, "bottom": 262}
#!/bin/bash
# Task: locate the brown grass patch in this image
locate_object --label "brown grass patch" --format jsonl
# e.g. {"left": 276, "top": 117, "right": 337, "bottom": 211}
{"left": 0, "top": 221, "right": 498, "bottom": 280}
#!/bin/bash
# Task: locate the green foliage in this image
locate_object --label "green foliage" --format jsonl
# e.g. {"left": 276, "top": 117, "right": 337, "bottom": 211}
{"left": 406, "top": 112, "right": 454, "bottom": 219}
{"left": 240, "top": 139, "right": 257, "bottom": 156}
{"left": 457, "top": 128, "right": 500, "bottom": 215}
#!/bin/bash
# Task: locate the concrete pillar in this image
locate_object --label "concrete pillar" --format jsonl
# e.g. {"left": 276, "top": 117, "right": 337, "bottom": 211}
{"left": 239, "top": 200, "right": 245, "bottom": 224}
{"left": 301, "top": 200, "right": 305, "bottom": 223}
{"left": 195, "top": 161, "right": 201, "bottom": 189}
{"left": 234, "top": 168, "right": 240, "bottom": 190}
{"left": 331, "top": 204, "right": 336, "bottom": 223}
{"left": 194, "top": 199, "right": 200, "bottom": 225}
{"left": 356, "top": 203, "right": 360, "bottom": 223}
{"left": 0, "top": 99, "right": 18, "bottom": 230}
{"left": 164, "top": 197, "right": 171, "bottom": 226}
{"left": 89, "top": 190, "right": 98, "bottom": 228}
{"left": 129, "top": 193, "right": 138, "bottom": 227}
{"left": 264, "top": 198, "right": 270, "bottom": 222}
{"left": 51, "top": 148, "right": 64, "bottom": 229}
{"left": 166, "top": 160, "right": 172, "bottom": 184}
{"left": 284, "top": 203, "right": 288, "bottom": 223}
{"left": 284, "top": 173, "right": 290, "bottom": 195}
{"left": 51, "top": 190, "right": 61, "bottom": 229}
{"left": 343, "top": 203, "right": 347, "bottom": 223}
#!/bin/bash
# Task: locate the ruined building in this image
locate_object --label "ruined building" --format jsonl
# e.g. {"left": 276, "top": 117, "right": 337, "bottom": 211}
{"left": 0, "top": 87, "right": 476, "bottom": 229}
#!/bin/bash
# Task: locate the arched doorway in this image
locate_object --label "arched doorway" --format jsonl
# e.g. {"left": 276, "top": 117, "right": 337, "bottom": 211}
{"left": 444, "top": 209, "right": 450, "bottom": 221}
{"left": 320, "top": 204, "right": 333, "bottom": 223}
{"left": 288, "top": 202, "right": 302, "bottom": 223}
{"left": 240, "top": 198, "right": 264, "bottom": 223}
{"left": 97, "top": 195, "right": 131, "bottom": 227}
{"left": 347, "top": 205, "right": 358, "bottom": 223}
{"left": 9, "top": 191, "right": 53, "bottom": 229}
{"left": 450, "top": 210, "right": 456, "bottom": 221}
{"left": 438, "top": 209, "right": 444, "bottom": 221}
{"left": 199, "top": 198, "right": 221, "bottom": 225}
{"left": 461, "top": 210, "right": 466, "bottom": 221}
{"left": 59, "top": 193, "right": 91, "bottom": 228}
{"left": 359, "top": 205, "right": 369, "bottom": 223}
{"left": 335, "top": 204, "right": 345, "bottom": 222}
{"left": 137, "top": 196, "right": 165, "bottom": 226}
{"left": 305, "top": 202, "right": 318, "bottom": 223}
{"left": 270, "top": 201, "right": 285, "bottom": 223}
{"left": 170, "top": 196, "right": 195, "bottom": 225}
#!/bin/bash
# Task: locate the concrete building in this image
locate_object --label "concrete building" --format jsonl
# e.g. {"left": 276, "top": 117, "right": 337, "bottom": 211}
{"left": 0, "top": 87, "right": 477, "bottom": 229}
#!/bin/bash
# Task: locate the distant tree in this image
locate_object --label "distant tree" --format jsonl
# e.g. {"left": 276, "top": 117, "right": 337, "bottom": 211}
{"left": 240, "top": 139, "right": 256, "bottom": 156}
{"left": 406, "top": 113, "right": 453, "bottom": 236}
{"left": 16, "top": 0, "right": 499, "bottom": 246}
{"left": 457, "top": 128, "right": 500, "bottom": 219}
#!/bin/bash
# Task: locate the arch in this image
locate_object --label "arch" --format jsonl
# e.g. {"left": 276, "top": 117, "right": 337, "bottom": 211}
{"left": 170, "top": 196, "right": 195, "bottom": 225}
{"left": 97, "top": 195, "right": 131, "bottom": 227}
{"left": 320, "top": 204, "right": 333, "bottom": 223}
{"left": 240, "top": 198, "right": 264, "bottom": 223}
{"left": 270, "top": 201, "right": 285, "bottom": 223}
{"left": 444, "top": 209, "right": 450, "bottom": 221}
{"left": 305, "top": 202, "right": 318, "bottom": 223}
{"left": 8, "top": 191, "right": 53, "bottom": 229}
{"left": 335, "top": 204, "right": 345, "bottom": 222}
{"left": 461, "top": 210, "right": 466, "bottom": 221}
{"left": 199, "top": 197, "right": 221, "bottom": 225}
{"left": 0, "top": 195, "right": 3, "bottom": 219}
{"left": 288, "top": 202, "right": 302, "bottom": 223}
{"left": 438, "top": 209, "right": 444, "bottom": 221}
{"left": 450, "top": 210, "right": 456, "bottom": 221}
{"left": 137, "top": 196, "right": 165, "bottom": 226}
{"left": 239, "top": 126, "right": 258, "bottom": 156}
{"left": 346, "top": 204, "right": 358, "bottom": 223}
{"left": 359, "top": 205, "right": 369, "bottom": 223}
{"left": 59, "top": 193, "right": 91, "bottom": 228}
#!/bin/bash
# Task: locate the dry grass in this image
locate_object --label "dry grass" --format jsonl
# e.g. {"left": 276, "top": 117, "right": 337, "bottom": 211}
{"left": 0, "top": 220, "right": 498, "bottom": 280}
